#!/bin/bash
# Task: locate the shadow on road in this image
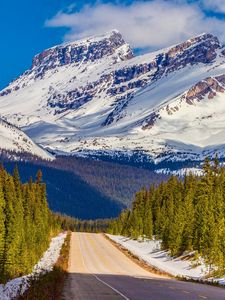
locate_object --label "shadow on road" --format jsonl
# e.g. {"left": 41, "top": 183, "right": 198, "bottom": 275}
{"left": 63, "top": 273, "right": 225, "bottom": 300}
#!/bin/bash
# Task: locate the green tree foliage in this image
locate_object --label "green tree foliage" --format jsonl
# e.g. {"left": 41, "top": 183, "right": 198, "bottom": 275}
{"left": 53, "top": 213, "right": 111, "bottom": 233}
{"left": 109, "top": 158, "right": 225, "bottom": 274}
{"left": 0, "top": 166, "right": 57, "bottom": 283}
{"left": 0, "top": 170, "right": 5, "bottom": 274}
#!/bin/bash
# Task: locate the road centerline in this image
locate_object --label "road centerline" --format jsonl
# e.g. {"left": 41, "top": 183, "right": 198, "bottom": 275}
{"left": 78, "top": 233, "right": 130, "bottom": 300}
{"left": 64, "top": 233, "right": 225, "bottom": 300}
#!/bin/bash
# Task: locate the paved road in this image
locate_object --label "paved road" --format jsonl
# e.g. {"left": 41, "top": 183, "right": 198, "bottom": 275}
{"left": 63, "top": 232, "right": 225, "bottom": 300}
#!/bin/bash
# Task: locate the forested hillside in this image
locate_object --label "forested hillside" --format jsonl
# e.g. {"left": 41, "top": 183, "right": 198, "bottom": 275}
{"left": 110, "top": 158, "right": 225, "bottom": 274}
{"left": 3, "top": 161, "right": 124, "bottom": 219}
{"left": 0, "top": 152, "right": 167, "bottom": 219}
{"left": 51, "top": 156, "right": 167, "bottom": 207}
{"left": 0, "top": 166, "right": 58, "bottom": 282}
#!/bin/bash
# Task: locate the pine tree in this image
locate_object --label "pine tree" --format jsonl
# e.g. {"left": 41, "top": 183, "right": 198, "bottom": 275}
{"left": 0, "top": 166, "right": 55, "bottom": 282}
{"left": 109, "top": 156, "right": 225, "bottom": 272}
{"left": 36, "top": 169, "right": 42, "bottom": 184}
{"left": 3, "top": 174, "right": 20, "bottom": 279}
{"left": 12, "top": 166, "right": 25, "bottom": 274}
{"left": 182, "top": 189, "right": 195, "bottom": 251}
{"left": 0, "top": 175, "right": 5, "bottom": 280}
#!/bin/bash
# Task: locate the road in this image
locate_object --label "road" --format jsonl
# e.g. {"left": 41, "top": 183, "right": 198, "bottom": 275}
{"left": 63, "top": 232, "right": 225, "bottom": 300}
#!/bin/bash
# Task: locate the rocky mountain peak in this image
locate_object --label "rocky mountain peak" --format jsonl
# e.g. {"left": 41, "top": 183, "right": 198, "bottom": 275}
{"left": 142, "top": 73, "right": 225, "bottom": 130}
{"left": 155, "top": 33, "right": 221, "bottom": 76}
{"left": 1, "top": 32, "right": 225, "bottom": 163}
{"left": 185, "top": 74, "right": 225, "bottom": 104}
{"left": 167, "top": 33, "right": 220, "bottom": 58}
{"left": 31, "top": 30, "right": 133, "bottom": 75}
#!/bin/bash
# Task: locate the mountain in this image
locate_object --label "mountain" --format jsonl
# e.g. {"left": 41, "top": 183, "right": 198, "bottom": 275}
{"left": 0, "top": 118, "right": 52, "bottom": 160}
{"left": 1, "top": 30, "right": 225, "bottom": 164}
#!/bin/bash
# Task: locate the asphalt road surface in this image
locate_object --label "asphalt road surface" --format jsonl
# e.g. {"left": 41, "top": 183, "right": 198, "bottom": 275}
{"left": 63, "top": 232, "right": 225, "bottom": 300}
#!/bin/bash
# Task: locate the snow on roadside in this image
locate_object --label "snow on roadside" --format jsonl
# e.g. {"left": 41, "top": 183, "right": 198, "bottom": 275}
{"left": 0, "top": 232, "right": 67, "bottom": 300}
{"left": 107, "top": 235, "right": 225, "bottom": 285}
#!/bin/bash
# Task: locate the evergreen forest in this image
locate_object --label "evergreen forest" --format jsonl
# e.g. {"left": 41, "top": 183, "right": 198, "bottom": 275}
{"left": 0, "top": 165, "right": 58, "bottom": 282}
{"left": 1, "top": 152, "right": 168, "bottom": 219}
{"left": 109, "top": 158, "right": 225, "bottom": 274}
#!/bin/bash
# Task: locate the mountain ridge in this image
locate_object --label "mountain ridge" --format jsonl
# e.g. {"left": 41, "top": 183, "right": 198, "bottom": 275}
{"left": 0, "top": 117, "right": 53, "bottom": 160}
{"left": 1, "top": 30, "right": 225, "bottom": 164}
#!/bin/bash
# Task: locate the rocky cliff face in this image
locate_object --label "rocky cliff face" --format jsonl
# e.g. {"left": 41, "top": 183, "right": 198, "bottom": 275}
{"left": 1, "top": 33, "right": 221, "bottom": 111}
{"left": 185, "top": 74, "right": 225, "bottom": 103}
{"left": 31, "top": 30, "right": 134, "bottom": 76}
{"left": 109, "top": 34, "right": 221, "bottom": 89}
{"left": 101, "top": 34, "right": 223, "bottom": 126}
{"left": 142, "top": 74, "right": 225, "bottom": 130}
{"left": 47, "top": 33, "right": 223, "bottom": 116}
{"left": 0, "top": 30, "right": 133, "bottom": 98}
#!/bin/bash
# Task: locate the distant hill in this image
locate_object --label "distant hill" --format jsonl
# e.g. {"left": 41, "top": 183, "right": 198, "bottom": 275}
{"left": 1, "top": 154, "right": 167, "bottom": 219}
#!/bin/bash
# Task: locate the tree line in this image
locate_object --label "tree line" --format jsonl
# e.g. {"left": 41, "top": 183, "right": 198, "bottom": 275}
{"left": 0, "top": 165, "right": 59, "bottom": 282}
{"left": 109, "top": 158, "right": 225, "bottom": 275}
{"left": 54, "top": 213, "right": 111, "bottom": 233}
{"left": 0, "top": 150, "right": 168, "bottom": 219}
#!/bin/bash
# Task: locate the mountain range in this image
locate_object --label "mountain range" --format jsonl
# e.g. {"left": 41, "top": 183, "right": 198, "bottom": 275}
{"left": 1, "top": 30, "right": 225, "bottom": 165}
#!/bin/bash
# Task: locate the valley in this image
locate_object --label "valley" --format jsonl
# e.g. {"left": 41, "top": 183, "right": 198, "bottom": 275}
{"left": 1, "top": 8, "right": 225, "bottom": 299}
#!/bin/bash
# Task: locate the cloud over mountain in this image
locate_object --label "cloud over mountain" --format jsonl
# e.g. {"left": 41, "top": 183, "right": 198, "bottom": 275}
{"left": 46, "top": 0, "right": 225, "bottom": 50}
{"left": 202, "top": 0, "right": 225, "bottom": 13}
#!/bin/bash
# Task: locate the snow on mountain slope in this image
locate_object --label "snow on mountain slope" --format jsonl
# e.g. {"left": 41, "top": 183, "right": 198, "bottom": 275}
{"left": 0, "top": 30, "right": 133, "bottom": 127}
{"left": 143, "top": 74, "right": 225, "bottom": 146}
{"left": 1, "top": 30, "right": 225, "bottom": 162}
{"left": 0, "top": 119, "right": 53, "bottom": 160}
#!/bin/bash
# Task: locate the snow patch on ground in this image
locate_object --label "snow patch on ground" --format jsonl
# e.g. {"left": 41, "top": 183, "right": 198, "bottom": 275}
{"left": 107, "top": 235, "right": 225, "bottom": 285}
{"left": 155, "top": 167, "right": 203, "bottom": 176}
{"left": 0, "top": 232, "right": 67, "bottom": 300}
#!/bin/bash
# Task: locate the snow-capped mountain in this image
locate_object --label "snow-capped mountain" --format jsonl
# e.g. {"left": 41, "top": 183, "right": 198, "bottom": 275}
{"left": 0, "top": 118, "right": 52, "bottom": 160}
{"left": 1, "top": 30, "right": 225, "bottom": 163}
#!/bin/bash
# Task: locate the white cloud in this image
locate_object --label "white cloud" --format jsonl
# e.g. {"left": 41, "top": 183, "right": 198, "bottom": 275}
{"left": 46, "top": 1, "right": 225, "bottom": 50}
{"left": 202, "top": 0, "right": 225, "bottom": 13}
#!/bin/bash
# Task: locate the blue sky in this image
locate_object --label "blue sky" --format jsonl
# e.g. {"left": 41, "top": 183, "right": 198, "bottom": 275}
{"left": 0, "top": 0, "right": 74, "bottom": 89}
{"left": 1, "top": 0, "right": 225, "bottom": 89}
